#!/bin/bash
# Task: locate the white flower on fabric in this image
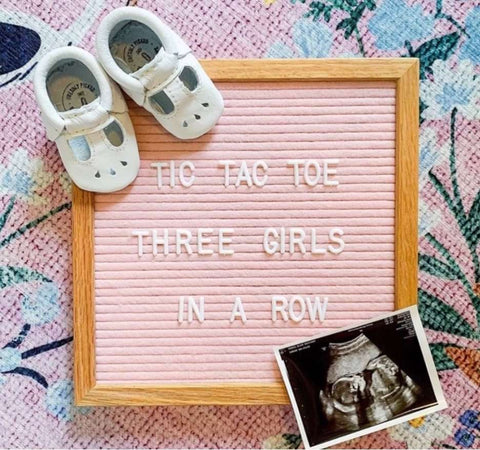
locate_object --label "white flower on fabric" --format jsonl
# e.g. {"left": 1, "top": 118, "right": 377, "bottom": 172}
{"left": 388, "top": 414, "right": 455, "bottom": 449}
{"left": 421, "top": 60, "right": 480, "bottom": 120}
{"left": 419, "top": 197, "right": 442, "bottom": 236}
{"left": 0, "top": 148, "right": 54, "bottom": 205}
{"left": 419, "top": 128, "right": 449, "bottom": 187}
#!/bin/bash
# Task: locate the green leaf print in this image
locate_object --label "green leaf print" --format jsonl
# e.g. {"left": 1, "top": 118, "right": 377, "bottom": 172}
{"left": 304, "top": 0, "right": 373, "bottom": 55}
{"left": 0, "top": 197, "right": 15, "bottom": 232}
{"left": 429, "top": 342, "right": 458, "bottom": 371}
{"left": 418, "top": 289, "right": 476, "bottom": 339}
{"left": 407, "top": 32, "right": 460, "bottom": 79}
{"left": 0, "top": 266, "right": 51, "bottom": 289}
{"left": 419, "top": 254, "right": 462, "bottom": 280}
{"left": 467, "top": 190, "right": 480, "bottom": 247}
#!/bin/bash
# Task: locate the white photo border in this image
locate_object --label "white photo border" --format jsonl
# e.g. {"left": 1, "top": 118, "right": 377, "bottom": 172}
{"left": 274, "top": 305, "right": 448, "bottom": 449}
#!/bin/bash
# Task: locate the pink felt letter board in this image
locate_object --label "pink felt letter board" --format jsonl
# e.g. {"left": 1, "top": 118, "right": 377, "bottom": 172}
{"left": 73, "top": 59, "right": 419, "bottom": 406}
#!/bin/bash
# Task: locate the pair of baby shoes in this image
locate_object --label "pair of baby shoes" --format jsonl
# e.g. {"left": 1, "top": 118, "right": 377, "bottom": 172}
{"left": 34, "top": 7, "right": 223, "bottom": 193}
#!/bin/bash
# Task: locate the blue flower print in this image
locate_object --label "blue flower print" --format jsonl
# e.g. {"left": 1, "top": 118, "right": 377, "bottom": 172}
{"left": 454, "top": 410, "right": 480, "bottom": 448}
{"left": 293, "top": 18, "right": 332, "bottom": 57}
{"left": 21, "top": 282, "right": 60, "bottom": 325}
{"left": 369, "top": 0, "right": 434, "bottom": 50}
{"left": 46, "top": 379, "right": 90, "bottom": 422}
{"left": 421, "top": 60, "right": 480, "bottom": 120}
{"left": 455, "top": 428, "right": 476, "bottom": 448}
{"left": 46, "top": 379, "right": 75, "bottom": 421}
{"left": 459, "top": 410, "right": 480, "bottom": 430}
{"left": 266, "top": 41, "right": 295, "bottom": 58}
{"left": 459, "top": 7, "right": 480, "bottom": 65}
{"left": 435, "top": 84, "right": 473, "bottom": 115}
{"left": 0, "top": 324, "right": 73, "bottom": 390}
{"left": 0, "top": 148, "right": 54, "bottom": 206}
{"left": 267, "top": 18, "right": 332, "bottom": 58}
{"left": 2, "top": 170, "right": 33, "bottom": 196}
{"left": 0, "top": 347, "right": 22, "bottom": 372}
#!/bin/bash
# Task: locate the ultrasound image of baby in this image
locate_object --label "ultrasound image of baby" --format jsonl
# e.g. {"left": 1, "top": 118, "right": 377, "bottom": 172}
{"left": 276, "top": 308, "right": 446, "bottom": 448}
{"left": 319, "top": 333, "right": 421, "bottom": 431}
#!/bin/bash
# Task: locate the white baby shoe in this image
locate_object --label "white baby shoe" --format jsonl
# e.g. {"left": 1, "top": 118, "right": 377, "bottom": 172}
{"left": 34, "top": 46, "right": 140, "bottom": 193}
{"left": 96, "top": 7, "right": 224, "bottom": 140}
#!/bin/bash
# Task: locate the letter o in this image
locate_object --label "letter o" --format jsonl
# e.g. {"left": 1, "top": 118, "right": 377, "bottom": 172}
{"left": 289, "top": 296, "right": 306, "bottom": 322}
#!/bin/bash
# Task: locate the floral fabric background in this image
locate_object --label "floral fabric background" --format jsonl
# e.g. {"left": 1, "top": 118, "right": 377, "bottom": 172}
{"left": 0, "top": 0, "right": 479, "bottom": 448}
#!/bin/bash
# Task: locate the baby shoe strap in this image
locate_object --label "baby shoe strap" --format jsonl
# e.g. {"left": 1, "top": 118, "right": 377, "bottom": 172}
{"left": 134, "top": 49, "right": 178, "bottom": 90}
{"left": 133, "top": 49, "right": 191, "bottom": 105}
{"left": 159, "top": 77, "right": 198, "bottom": 111}
{"left": 59, "top": 100, "right": 111, "bottom": 138}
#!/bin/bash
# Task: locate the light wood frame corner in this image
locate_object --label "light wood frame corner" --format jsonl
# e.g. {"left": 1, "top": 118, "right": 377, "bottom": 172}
{"left": 73, "top": 58, "right": 419, "bottom": 406}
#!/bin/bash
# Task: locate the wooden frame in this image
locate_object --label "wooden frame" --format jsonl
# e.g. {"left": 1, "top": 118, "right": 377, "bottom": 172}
{"left": 73, "top": 58, "right": 419, "bottom": 406}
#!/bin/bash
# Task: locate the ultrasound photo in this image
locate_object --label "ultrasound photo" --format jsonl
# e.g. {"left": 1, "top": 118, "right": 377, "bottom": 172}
{"left": 275, "top": 307, "right": 447, "bottom": 449}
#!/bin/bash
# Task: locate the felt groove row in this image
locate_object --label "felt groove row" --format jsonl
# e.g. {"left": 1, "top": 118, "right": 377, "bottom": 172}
{"left": 94, "top": 81, "right": 396, "bottom": 383}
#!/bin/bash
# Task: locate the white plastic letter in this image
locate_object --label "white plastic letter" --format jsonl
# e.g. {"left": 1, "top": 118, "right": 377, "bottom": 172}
{"left": 219, "top": 160, "right": 236, "bottom": 187}
{"left": 306, "top": 296, "right": 329, "bottom": 323}
{"left": 176, "top": 229, "right": 193, "bottom": 255}
{"left": 263, "top": 228, "right": 279, "bottom": 255}
{"left": 272, "top": 296, "right": 289, "bottom": 321}
{"left": 280, "top": 227, "right": 286, "bottom": 254}
{"left": 132, "top": 229, "right": 149, "bottom": 256}
{"left": 178, "top": 297, "right": 185, "bottom": 323}
{"left": 328, "top": 227, "right": 345, "bottom": 254}
{"left": 289, "top": 296, "right": 306, "bottom": 322}
{"left": 179, "top": 161, "right": 195, "bottom": 187}
{"left": 169, "top": 160, "right": 175, "bottom": 187}
{"left": 152, "top": 229, "right": 169, "bottom": 256}
{"left": 219, "top": 228, "right": 234, "bottom": 255}
{"left": 235, "top": 160, "right": 253, "bottom": 187}
{"left": 230, "top": 297, "right": 247, "bottom": 323}
{"left": 287, "top": 160, "right": 303, "bottom": 186}
{"left": 198, "top": 228, "right": 214, "bottom": 255}
{"left": 323, "top": 159, "right": 339, "bottom": 186}
{"left": 252, "top": 160, "right": 268, "bottom": 187}
{"left": 150, "top": 162, "right": 168, "bottom": 188}
{"left": 311, "top": 228, "right": 327, "bottom": 255}
{"left": 187, "top": 296, "right": 205, "bottom": 323}
{"left": 304, "top": 160, "right": 321, "bottom": 186}
{"left": 289, "top": 228, "right": 306, "bottom": 254}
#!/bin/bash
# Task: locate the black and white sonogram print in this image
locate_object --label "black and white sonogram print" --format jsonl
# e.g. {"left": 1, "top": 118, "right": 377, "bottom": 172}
{"left": 277, "top": 309, "right": 442, "bottom": 448}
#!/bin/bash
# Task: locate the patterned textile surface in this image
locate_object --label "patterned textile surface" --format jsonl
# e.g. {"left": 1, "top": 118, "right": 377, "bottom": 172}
{"left": 0, "top": 0, "right": 479, "bottom": 448}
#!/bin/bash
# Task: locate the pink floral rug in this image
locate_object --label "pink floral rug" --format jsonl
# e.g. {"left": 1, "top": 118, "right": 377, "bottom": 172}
{"left": 0, "top": 0, "right": 479, "bottom": 448}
